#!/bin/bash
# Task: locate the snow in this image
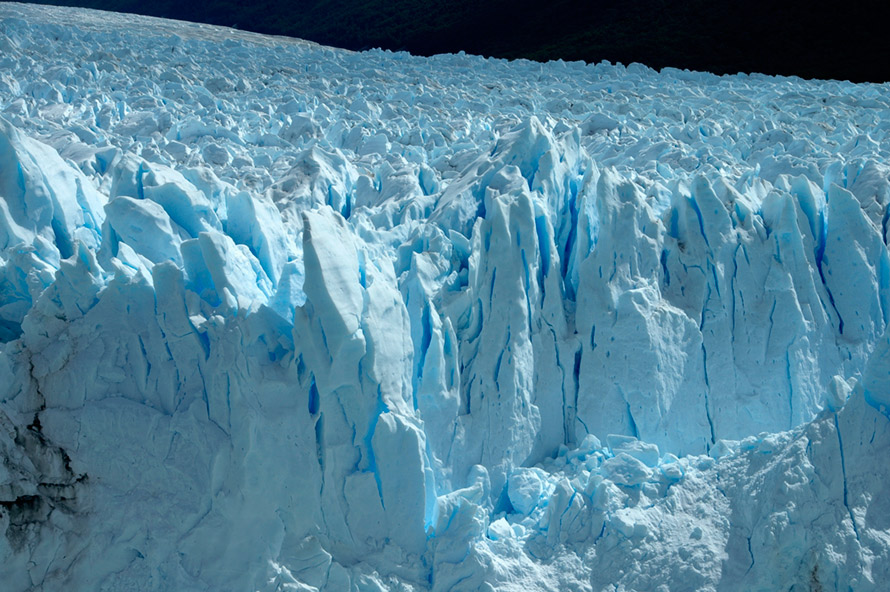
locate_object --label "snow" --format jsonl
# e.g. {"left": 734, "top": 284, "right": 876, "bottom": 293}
{"left": 1, "top": 2, "right": 890, "bottom": 590}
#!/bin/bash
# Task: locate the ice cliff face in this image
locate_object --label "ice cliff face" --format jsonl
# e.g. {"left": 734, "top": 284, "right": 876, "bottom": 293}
{"left": 2, "top": 3, "right": 890, "bottom": 590}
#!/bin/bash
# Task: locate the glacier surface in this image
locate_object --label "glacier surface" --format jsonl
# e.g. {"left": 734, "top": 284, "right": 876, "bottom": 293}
{"left": 1, "top": 3, "right": 890, "bottom": 590}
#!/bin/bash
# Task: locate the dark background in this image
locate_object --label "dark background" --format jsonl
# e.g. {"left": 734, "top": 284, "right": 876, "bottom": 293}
{"left": 21, "top": 0, "right": 890, "bottom": 83}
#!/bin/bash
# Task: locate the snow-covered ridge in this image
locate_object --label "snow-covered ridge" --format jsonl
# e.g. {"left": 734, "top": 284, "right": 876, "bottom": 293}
{"left": 1, "top": 3, "right": 889, "bottom": 590}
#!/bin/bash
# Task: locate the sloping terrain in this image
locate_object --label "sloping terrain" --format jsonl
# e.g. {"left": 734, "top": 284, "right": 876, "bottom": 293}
{"left": 26, "top": 0, "right": 890, "bottom": 81}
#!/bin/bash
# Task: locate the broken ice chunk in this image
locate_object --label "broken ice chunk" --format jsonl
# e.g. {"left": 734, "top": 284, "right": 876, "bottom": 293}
{"left": 601, "top": 453, "right": 652, "bottom": 487}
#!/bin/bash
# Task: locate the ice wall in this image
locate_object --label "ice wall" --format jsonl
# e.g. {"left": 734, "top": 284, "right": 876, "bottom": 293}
{"left": 2, "top": 4, "right": 890, "bottom": 591}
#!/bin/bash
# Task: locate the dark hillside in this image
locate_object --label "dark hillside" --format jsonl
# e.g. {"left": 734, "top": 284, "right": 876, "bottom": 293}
{"left": 22, "top": 0, "right": 890, "bottom": 82}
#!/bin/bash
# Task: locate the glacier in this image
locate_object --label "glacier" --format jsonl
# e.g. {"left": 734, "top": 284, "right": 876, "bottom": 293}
{"left": 1, "top": 2, "right": 890, "bottom": 590}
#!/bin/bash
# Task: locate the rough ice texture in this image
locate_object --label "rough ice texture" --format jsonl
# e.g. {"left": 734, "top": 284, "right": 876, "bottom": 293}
{"left": 1, "top": 3, "right": 890, "bottom": 591}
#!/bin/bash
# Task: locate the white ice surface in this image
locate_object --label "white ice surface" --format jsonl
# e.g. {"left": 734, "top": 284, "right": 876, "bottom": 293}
{"left": 1, "top": 3, "right": 890, "bottom": 590}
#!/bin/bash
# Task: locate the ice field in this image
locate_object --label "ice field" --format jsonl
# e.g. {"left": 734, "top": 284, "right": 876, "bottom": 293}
{"left": 2, "top": 3, "right": 890, "bottom": 590}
